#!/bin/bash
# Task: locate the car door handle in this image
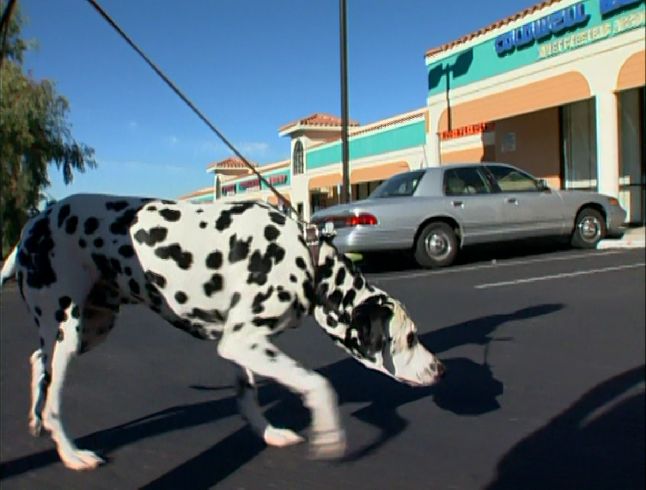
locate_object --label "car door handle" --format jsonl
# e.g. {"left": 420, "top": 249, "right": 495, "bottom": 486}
{"left": 452, "top": 200, "right": 464, "bottom": 208}
{"left": 505, "top": 197, "right": 518, "bottom": 205}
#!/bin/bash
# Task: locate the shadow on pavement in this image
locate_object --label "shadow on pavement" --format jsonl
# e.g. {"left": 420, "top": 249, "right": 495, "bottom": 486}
{"left": 485, "top": 365, "right": 645, "bottom": 490}
{"left": 0, "top": 304, "right": 563, "bottom": 487}
{"left": 356, "top": 238, "right": 572, "bottom": 274}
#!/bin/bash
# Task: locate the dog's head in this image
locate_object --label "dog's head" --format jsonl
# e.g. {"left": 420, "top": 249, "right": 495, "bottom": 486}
{"left": 341, "top": 294, "right": 445, "bottom": 386}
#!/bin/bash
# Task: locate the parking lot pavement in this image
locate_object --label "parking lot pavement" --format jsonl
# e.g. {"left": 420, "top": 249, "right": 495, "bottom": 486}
{"left": 1, "top": 247, "right": 644, "bottom": 489}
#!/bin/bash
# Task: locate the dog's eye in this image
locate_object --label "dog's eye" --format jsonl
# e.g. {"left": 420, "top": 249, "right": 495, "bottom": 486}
{"left": 406, "top": 332, "right": 417, "bottom": 348}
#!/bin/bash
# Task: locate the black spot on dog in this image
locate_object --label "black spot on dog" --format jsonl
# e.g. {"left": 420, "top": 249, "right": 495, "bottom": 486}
{"left": 94, "top": 238, "right": 104, "bottom": 248}
{"left": 230, "top": 292, "right": 241, "bottom": 308}
{"left": 56, "top": 329, "right": 64, "bottom": 342}
{"left": 229, "top": 234, "right": 252, "bottom": 263}
{"left": 353, "top": 275, "right": 365, "bottom": 290}
{"left": 196, "top": 208, "right": 204, "bottom": 214}
{"left": 233, "top": 323, "right": 244, "bottom": 332}
{"left": 118, "top": 245, "right": 135, "bottom": 258}
{"left": 206, "top": 251, "right": 223, "bottom": 269}
{"left": 134, "top": 227, "right": 168, "bottom": 246}
{"left": 129, "top": 278, "right": 141, "bottom": 296}
{"left": 199, "top": 221, "right": 207, "bottom": 229}
{"left": 407, "top": 332, "right": 417, "bottom": 348}
{"left": 55, "top": 310, "right": 67, "bottom": 323}
{"left": 71, "top": 306, "right": 80, "bottom": 319}
{"left": 253, "top": 317, "right": 280, "bottom": 330}
{"left": 335, "top": 268, "right": 346, "bottom": 286}
{"left": 110, "top": 208, "right": 138, "bottom": 235}
{"left": 124, "top": 266, "right": 132, "bottom": 276}
{"left": 106, "top": 200, "right": 130, "bottom": 212}
{"left": 145, "top": 270, "right": 167, "bottom": 288}
{"left": 328, "top": 290, "right": 343, "bottom": 309}
{"left": 57, "top": 205, "right": 71, "bottom": 228}
{"left": 216, "top": 202, "right": 255, "bottom": 231}
{"left": 35, "top": 306, "right": 42, "bottom": 316}
{"left": 58, "top": 296, "right": 72, "bottom": 309}
{"left": 278, "top": 290, "right": 291, "bottom": 302}
{"left": 155, "top": 243, "right": 193, "bottom": 270}
{"left": 264, "top": 348, "right": 278, "bottom": 360}
{"left": 188, "top": 307, "right": 224, "bottom": 324}
{"left": 79, "top": 239, "right": 87, "bottom": 248}
{"left": 64, "top": 216, "right": 78, "bottom": 234}
{"left": 247, "top": 250, "right": 272, "bottom": 286}
{"left": 203, "top": 273, "right": 223, "bottom": 296}
{"left": 269, "top": 211, "right": 286, "bottom": 225}
{"left": 264, "top": 225, "right": 280, "bottom": 242}
{"left": 175, "top": 291, "right": 188, "bottom": 304}
{"left": 290, "top": 274, "right": 297, "bottom": 283}
{"left": 342, "top": 289, "right": 357, "bottom": 309}
{"left": 252, "top": 286, "right": 274, "bottom": 314}
{"left": 295, "top": 257, "right": 307, "bottom": 270}
{"left": 84, "top": 217, "right": 99, "bottom": 235}
{"left": 159, "top": 208, "right": 181, "bottom": 222}
{"left": 18, "top": 217, "right": 57, "bottom": 289}
{"left": 91, "top": 253, "right": 117, "bottom": 281}
{"left": 110, "top": 258, "right": 123, "bottom": 274}
{"left": 146, "top": 206, "right": 158, "bottom": 212}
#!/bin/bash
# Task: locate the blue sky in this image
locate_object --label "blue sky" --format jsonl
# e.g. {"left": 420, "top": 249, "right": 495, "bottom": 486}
{"left": 18, "top": 0, "right": 537, "bottom": 200}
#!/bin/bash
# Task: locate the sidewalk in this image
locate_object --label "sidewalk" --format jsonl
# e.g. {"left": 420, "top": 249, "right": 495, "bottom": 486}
{"left": 597, "top": 226, "right": 645, "bottom": 249}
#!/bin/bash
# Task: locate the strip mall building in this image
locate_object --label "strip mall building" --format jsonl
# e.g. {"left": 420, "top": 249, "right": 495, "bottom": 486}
{"left": 180, "top": 0, "right": 645, "bottom": 225}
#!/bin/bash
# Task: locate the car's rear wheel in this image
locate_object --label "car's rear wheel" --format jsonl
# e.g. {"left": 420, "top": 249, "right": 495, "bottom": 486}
{"left": 571, "top": 208, "right": 606, "bottom": 249}
{"left": 414, "top": 222, "right": 458, "bottom": 268}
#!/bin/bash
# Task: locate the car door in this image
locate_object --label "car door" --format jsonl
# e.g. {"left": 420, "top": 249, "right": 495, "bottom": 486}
{"left": 441, "top": 166, "right": 509, "bottom": 244}
{"left": 485, "top": 165, "right": 567, "bottom": 238}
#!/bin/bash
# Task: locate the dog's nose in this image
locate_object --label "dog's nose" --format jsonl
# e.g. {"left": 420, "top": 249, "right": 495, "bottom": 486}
{"left": 436, "top": 361, "right": 446, "bottom": 378}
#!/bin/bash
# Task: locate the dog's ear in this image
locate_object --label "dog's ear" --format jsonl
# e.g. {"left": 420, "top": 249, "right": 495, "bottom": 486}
{"left": 350, "top": 295, "right": 392, "bottom": 357}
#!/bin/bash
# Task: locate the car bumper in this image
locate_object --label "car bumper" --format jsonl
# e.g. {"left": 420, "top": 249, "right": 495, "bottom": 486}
{"left": 606, "top": 205, "right": 628, "bottom": 237}
{"left": 330, "top": 226, "right": 410, "bottom": 253}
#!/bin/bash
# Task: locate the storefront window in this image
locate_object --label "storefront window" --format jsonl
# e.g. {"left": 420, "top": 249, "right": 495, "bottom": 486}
{"left": 293, "top": 140, "right": 304, "bottom": 175}
{"left": 618, "top": 87, "right": 645, "bottom": 225}
{"left": 561, "top": 99, "right": 598, "bottom": 191}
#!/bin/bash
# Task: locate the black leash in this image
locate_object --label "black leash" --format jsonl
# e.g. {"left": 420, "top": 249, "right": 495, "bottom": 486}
{"left": 85, "top": 0, "right": 301, "bottom": 221}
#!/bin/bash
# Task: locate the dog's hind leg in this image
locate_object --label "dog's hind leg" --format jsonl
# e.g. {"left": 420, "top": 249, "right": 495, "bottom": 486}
{"left": 219, "top": 328, "right": 345, "bottom": 459}
{"left": 232, "top": 363, "right": 305, "bottom": 447}
{"left": 28, "top": 349, "right": 49, "bottom": 436}
{"left": 40, "top": 296, "right": 105, "bottom": 470}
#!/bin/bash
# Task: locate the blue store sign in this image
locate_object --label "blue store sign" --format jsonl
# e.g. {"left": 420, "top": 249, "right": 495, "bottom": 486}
{"left": 495, "top": 3, "right": 590, "bottom": 55}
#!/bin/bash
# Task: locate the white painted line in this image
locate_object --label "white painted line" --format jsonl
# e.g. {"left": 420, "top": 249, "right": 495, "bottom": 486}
{"left": 475, "top": 262, "right": 645, "bottom": 289}
{"left": 375, "top": 250, "right": 623, "bottom": 282}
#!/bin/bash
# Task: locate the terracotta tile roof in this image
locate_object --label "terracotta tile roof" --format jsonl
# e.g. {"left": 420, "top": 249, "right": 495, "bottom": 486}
{"left": 206, "top": 157, "right": 257, "bottom": 172}
{"left": 279, "top": 112, "right": 360, "bottom": 132}
{"left": 425, "top": 0, "right": 559, "bottom": 59}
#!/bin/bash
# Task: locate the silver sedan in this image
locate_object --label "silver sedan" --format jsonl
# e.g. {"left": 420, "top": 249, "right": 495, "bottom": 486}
{"left": 311, "top": 163, "right": 627, "bottom": 268}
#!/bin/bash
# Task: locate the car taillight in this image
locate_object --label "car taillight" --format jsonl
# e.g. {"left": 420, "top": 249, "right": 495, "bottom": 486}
{"left": 346, "top": 213, "right": 378, "bottom": 226}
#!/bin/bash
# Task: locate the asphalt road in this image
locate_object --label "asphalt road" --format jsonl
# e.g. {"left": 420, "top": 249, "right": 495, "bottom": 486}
{"left": 1, "top": 245, "right": 644, "bottom": 490}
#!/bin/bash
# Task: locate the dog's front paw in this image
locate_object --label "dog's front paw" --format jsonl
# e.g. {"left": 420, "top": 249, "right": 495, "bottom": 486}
{"left": 29, "top": 417, "right": 43, "bottom": 437}
{"left": 60, "top": 449, "right": 105, "bottom": 471}
{"left": 308, "top": 429, "right": 346, "bottom": 460}
{"left": 263, "top": 426, "right": 305, "bottom": 447}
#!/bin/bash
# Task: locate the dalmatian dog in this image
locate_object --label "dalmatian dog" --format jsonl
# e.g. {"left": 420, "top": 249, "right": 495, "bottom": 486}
{"left": 0, "top": 194, "right": 445, "bottom": 471}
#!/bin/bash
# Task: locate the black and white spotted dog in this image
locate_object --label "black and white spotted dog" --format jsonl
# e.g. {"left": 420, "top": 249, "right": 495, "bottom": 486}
{"left": 0, "top": 194, "right": 445, "bottom": 470}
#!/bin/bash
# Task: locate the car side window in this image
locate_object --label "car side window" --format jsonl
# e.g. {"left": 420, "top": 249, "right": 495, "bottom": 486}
{"left": 443, "top": 168, "right": 493, "bottom": 196}
{"left": 370, "top": 171, "right": 424, "bottom": 198}
{"left": 487, "top": 166, "right": 540, "bottom": 192}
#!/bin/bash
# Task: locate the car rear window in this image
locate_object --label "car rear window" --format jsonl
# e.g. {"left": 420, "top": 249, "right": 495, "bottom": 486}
{"left": 369, "top": 171, "right": 425, "bottom": 198}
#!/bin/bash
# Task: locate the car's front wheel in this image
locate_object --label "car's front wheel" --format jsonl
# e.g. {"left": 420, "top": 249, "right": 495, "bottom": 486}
{"left": 414, "top": 222, "right": 458, "bottom": 268}
{"left": 571, "top": 208, "right": 606, "bottom": 249}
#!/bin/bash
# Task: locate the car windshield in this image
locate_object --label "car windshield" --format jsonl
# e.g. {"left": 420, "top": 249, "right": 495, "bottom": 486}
{"left": 369, "top": 171, "right": 425, "bottom": 198}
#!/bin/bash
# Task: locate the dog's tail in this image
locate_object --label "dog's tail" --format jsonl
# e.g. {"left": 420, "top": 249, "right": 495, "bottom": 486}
{"left": 1, "top": 245, "right": 18, "bottom": 287}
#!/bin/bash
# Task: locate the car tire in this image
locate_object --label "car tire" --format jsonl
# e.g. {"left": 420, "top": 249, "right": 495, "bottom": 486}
{"left": 571, "top": 208, "right": 606, "bottom": 249}
{"left": 414, "top": 222, "right": 458, "bottom": 268}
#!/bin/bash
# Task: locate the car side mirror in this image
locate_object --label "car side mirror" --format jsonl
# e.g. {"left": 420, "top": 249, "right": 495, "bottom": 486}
{"left": 537, "top": 179, "right": 550, "bottom": 192}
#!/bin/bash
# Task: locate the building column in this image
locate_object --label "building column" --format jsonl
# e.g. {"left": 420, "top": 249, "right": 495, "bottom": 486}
{"left": 595, "top": 91, "right": 620, "bottom": 197}
{"left": 213, "top": 173, "right": 220, "bottom": 201}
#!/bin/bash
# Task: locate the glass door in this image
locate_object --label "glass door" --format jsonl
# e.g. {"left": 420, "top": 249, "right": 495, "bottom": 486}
{"left": 618, "top": 87, "right": 645, "bottom": 225}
